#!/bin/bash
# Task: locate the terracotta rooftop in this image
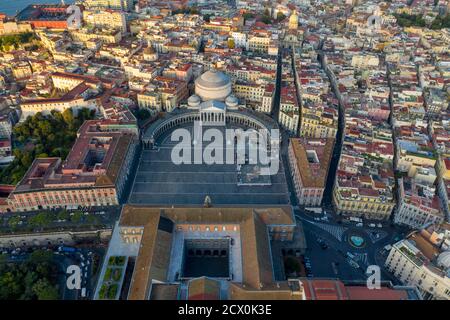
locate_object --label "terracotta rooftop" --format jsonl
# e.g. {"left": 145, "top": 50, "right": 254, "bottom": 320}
{"left": 119, "top": 205, "right": 295, "bottom": 300}
{"left": 12, "top": 120, "right": 136, "bottom": 193}
{"left": 290, "top": 138, "right": 334, "bottom": 188}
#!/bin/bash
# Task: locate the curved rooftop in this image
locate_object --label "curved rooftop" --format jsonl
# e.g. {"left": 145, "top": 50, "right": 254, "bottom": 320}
{"left": 188, "top": 94, "right": 201, "bottom": 107}
{"left": 437, "top": 251, "right": 450, "bottom": 270}
{"left": 225, "top": 95, "right": 239, "bottom": 107}
{"left": 195, "top": 70, "right": 230, "bottom": 89}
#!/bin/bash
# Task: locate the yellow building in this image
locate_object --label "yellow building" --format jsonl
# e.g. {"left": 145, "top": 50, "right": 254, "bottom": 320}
{"left": 248, "top": 33, "right": 271, "bottom": 53}
{"left": 332, "top": 185, "right": 395, "bottom": 220}
{"left": 83, "top": 9, "right": 127, "bottom": 33}
{"left": 12, "top": 61, "right": 33, "bottom": 80}
{"left": 71, "top": 28, "right": 122, "bottom": 44}
{"left": 232, "top": 82, "right": 266, "bottom": 103}
{"left": 288, "top": 10, "right": 299, "bottom": 30}
{"left": 300, "top": 105, "right": 338, "bottom": 139}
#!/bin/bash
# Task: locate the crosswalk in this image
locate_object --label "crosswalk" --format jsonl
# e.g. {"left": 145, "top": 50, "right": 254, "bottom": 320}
{"left": 352, "top": 252, "right": 369, "bottom": 267}
{"left": 367, "top": 230, "right": 388, "bottom": 243}
{"left": 312, "top": 222, "right": 347, "bottom": 242}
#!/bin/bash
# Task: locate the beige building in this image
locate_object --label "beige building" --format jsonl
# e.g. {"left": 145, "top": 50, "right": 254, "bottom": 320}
{"left": 138, "top": 77, "right": 189, "bottom": 113}
{"left": 232, "top": 82, "right": 266, "bottom": 103}
{"left": 84, "top": 0, "right": 134, "bottom": 11}
{"left": 394, "top": 171, "right": 445, "bottom": 229}
{"left": 71, "top": 28, "right": 122, "bottom": 44}
{"left": 278, "top": 90, "right": 299, "bottom": 134}
{"left": 12, "top": 61, "right": 33, "bottom": 80}
{"left": 258, "top": 88, "right": 275, "bottom": 114}
{"left": 107, "top": 205, "right": 300, "bottom": 300}
{"left": 351, "top": 54, "right": 380, "bottom": 69}
{"left": 300, "top": 104, "right": 338, "bottom": 139}
{"left": 248, "top": 33, "right": 271, "bottom": 53}
{"left": 288, "top": 138, "right": 334, "bottom": 207}
{"left": 83, "top": 10, "right": 127, "bottom": 34}
{"left": 0, "top": 20, "right": 32, "bottom": 35}
{"left": 385, "top": 224, "right": 450, "bottom": 300}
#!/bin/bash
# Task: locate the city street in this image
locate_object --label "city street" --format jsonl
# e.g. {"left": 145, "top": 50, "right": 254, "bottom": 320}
{"left": 295, "top": 209, "right": 406, "bottom": 283}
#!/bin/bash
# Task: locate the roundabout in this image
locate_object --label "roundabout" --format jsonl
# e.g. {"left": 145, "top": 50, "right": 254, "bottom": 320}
{"left": 343, "top": 229, "right": 369, "bottom": 249}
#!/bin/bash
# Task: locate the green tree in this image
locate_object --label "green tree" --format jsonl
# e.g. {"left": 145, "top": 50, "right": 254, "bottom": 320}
{"left": 261, "top": 14, "right": 272, "bottom": 24}
{"left": 284, "top": 257, "right": 301, "bottom": 274}
{"left": 8, "top": 216, "right": 21, "bottom": 229}
{"left": 0, "top": 271, "right": 22, "bottom": 299}
{"left": 32, "top": 279, "right": 58, "bottom": 300}
{"left": 0, "top": 109, "right": 94, "bottom": 185}
{"left": 57, "top": 210, "right": 70, "bottom": 221}
{"left": 29, "top": 212, "right": 54, "bottom": 228}
{"left": 137, "top": 109, "right": 151, "bottom": 120}
{"left": 277, "top": 12, "right": 286, "bottom": 22}
{"left": 86, "top": 215, "right": 99, "bottom": 224}
{"left": 70, "top": 211, "right": 84, "bottom": 223}
{"left": 29, "top": 250, "right": 53, "bottom": 264}
{"left": 227, "top": 38, "right": 235, "bottom": 49}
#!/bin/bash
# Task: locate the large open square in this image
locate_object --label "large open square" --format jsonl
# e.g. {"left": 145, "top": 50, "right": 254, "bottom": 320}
{"left": 129, "top": 124, "right": 290, "bottom": 206}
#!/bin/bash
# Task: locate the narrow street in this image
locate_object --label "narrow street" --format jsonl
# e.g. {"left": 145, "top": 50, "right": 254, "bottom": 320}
{"left": 273, "top": 41, "right": 407, "bottom": 283}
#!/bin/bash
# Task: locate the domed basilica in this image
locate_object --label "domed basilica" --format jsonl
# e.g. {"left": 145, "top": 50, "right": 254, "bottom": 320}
{"left": 187, "top": 69, "right": 239, "bottom": 125}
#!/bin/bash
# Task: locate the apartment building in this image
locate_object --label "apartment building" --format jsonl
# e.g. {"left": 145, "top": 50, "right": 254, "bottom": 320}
{"left": 394, "top": 170, "right": 445, "bottom": 229}
{"left": 385, "top": 224, "right": 450, "bottom": 300}
{"left": 83, "top": 10, "right": 127, "bottom": 34}
{"left": 288, "top": 138, "right": 334, "bottom": 207}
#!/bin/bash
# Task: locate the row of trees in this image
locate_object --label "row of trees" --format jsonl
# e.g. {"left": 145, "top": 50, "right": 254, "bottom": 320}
{"left": 394, "top": 13, "right": 450, "bottom": 29}
{"left": 172, "top": 7, "right": 200, "bottom": 15}
{"left": 394, "top": 13, "right": 426, "bottom": 27}
{"left": 0, "top": 250, "right": 59, "bottom": 300}
{"left": 0, "top": 108, "right": 95, "bottom": 185}
{"left": 0, "top": 32, "right": 35, "bottom": 52}
{"left": 261, "top": 9, "right": 286, "bottom": 25}
{"left": 7, "top": 210, "right": 100, "bottom": 231}
{"left": 430, "top": 14, "right": 450, "bottom": 29}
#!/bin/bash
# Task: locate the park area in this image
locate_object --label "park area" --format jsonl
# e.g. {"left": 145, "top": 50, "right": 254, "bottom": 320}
{"left": 98, "top": 256, "right": 126, "bottom": 300}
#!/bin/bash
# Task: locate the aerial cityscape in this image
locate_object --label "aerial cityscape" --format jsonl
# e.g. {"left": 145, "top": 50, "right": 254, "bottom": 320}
{"left": 0, "top": 0, "right": 449, "bottom": 305}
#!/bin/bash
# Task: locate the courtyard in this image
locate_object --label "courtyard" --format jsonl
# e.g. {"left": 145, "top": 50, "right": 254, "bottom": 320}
{"left": 129, "top": 124, "right": 290, "bottom": 206}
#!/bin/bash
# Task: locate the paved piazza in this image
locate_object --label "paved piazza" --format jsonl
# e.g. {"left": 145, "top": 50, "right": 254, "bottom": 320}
{"left": 129, "top": 124, "right": 290, "bottom": 206}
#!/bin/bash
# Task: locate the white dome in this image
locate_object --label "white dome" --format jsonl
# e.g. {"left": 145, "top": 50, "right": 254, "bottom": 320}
{"left": 437, "top": 251, "right": 450, "bottom": 269}
{"left": 195, "top": 70, "right": 232, "bottom": 101}
{"left": 196, "top": 70, "right": 230, "bottom": 88}
{"left": 225, "top": 95, "right": 238, "bottom": 107}
{"left": 188, "top": 94, "right": 201, "bottom": 107}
